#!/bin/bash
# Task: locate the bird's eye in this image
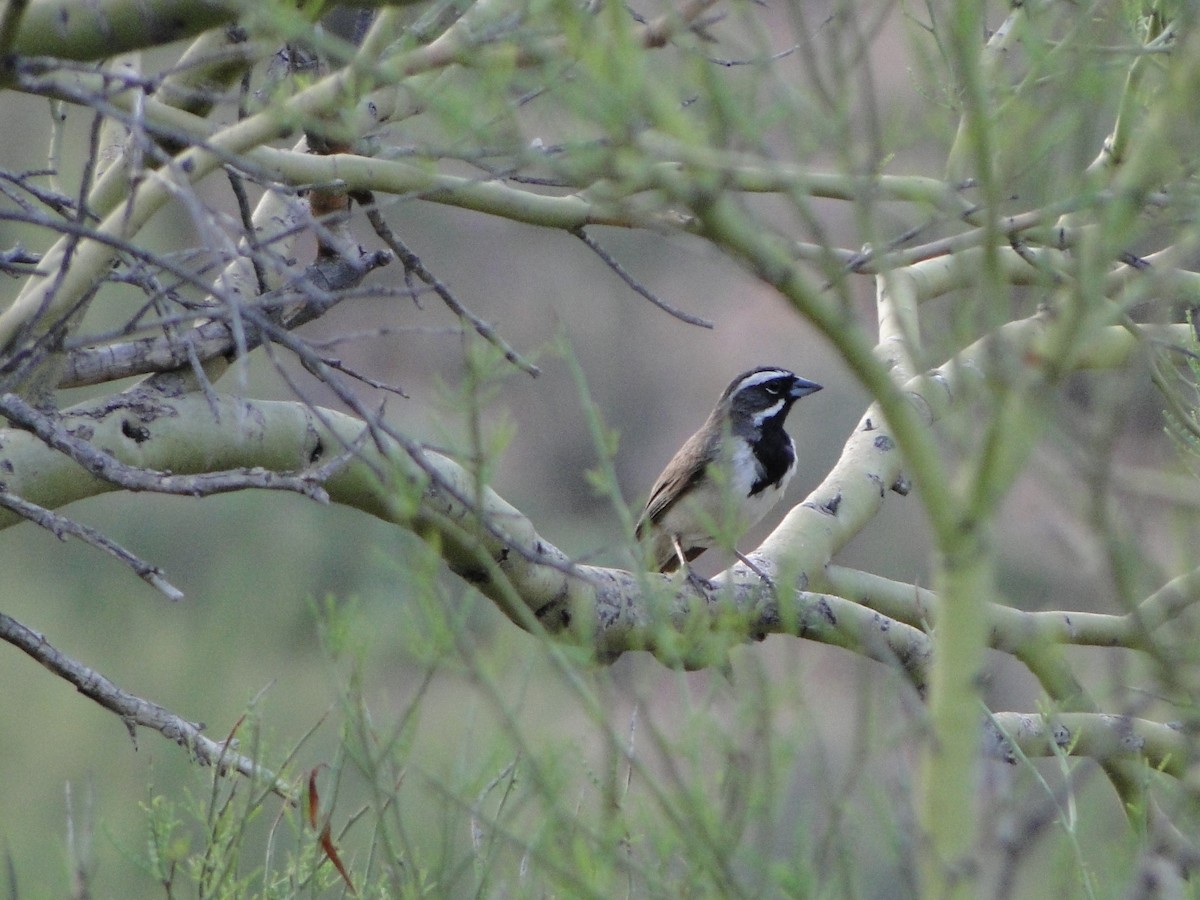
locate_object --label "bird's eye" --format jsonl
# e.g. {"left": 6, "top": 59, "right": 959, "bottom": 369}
{"left": 764, "top": 384, "right": 781, "bottom": 396}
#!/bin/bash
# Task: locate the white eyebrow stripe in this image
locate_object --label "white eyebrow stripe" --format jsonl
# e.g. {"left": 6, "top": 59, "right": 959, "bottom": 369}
{"left": 734, "top": 369, "right": 792, "bottom": 392}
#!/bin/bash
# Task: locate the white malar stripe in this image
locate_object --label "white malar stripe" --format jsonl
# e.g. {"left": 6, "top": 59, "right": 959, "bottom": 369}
{"left": 751, "top": 398, "right": 785, "bottom": 427}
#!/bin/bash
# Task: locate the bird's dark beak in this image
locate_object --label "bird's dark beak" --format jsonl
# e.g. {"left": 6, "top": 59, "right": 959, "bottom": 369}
{"left": 790, "top": 377, "right": 823, "bottom": 399}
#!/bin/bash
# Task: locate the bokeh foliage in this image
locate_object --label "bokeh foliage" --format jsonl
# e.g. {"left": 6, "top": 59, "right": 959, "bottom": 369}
{"left": 2, "top": 0, "right": 1200, "bottom": 897}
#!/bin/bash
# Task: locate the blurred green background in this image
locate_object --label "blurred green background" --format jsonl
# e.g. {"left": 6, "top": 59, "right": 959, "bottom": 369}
{"left": 0, "top": 4, "right": 1177, "bottom": 895}
{"left": 0, "top": 81, "right": 931, "bottom": 895}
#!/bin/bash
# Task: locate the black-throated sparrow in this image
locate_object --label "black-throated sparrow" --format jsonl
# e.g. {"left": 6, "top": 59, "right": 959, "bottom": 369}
{"left": 636, "top": 367, "right": 823, "bottom": 573}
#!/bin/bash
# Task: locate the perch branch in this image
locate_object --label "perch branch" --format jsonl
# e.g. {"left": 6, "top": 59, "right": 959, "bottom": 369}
{"left": 0, "top": 386, "right": 1190, "bottom": 780}
{"left": 988, "top": 712, "right": 1186, "bottom": 777}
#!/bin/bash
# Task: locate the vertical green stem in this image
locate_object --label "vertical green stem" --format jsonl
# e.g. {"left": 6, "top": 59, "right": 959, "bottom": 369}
{"left": 919, "top": 535, "right": 992, "bottom": 899}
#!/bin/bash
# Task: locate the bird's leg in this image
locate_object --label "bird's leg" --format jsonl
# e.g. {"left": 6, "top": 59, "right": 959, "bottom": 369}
{"left": 672, "top": 535, "right": 714, "bottom": 594}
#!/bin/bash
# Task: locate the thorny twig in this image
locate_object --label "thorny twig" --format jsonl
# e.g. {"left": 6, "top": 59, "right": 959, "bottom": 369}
{"left": 0, "top": 487, "right": 184, "bottom": 600}
{"left": 59, "top": 248, "right": 394, "bottom": 387}
{"left": 362, "top": 203, "right": 541, "bottom": 376}
{"left": 0, "top": 610, "right": 295, "bottom": 800}
{"left": 573, "top": 226, "right": 713, "bottom": 328}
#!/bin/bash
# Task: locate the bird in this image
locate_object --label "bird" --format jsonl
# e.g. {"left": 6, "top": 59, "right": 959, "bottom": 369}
{"left": 635, "top": 366, "right": 823, "bottom": 575}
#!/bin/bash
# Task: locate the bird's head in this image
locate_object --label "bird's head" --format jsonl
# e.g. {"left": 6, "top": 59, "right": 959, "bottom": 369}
{"left": 719, "top": 367, "right": 823, "bottom": 436}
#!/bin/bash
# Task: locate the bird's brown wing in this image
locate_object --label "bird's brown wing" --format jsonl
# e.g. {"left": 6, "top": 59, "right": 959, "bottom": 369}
{"left": 636, "top": 430, "right": 714, "bottom": 532}
{"left": 635, "top": 427, "right": 721, "bottom": 574}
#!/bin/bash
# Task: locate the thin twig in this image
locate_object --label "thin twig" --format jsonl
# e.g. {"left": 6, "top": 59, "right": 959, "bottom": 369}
{"left": 0, "top": 610, "right": 295, "bottom": 800}
{"left": 59, "top": 248, "right": 394, "bottom": 387}
{"left": 243, "top": 309, "right": 589, "bottom": 583}
{"left": 63, "top": 282, "right": 406, "bottom": 350}
{"left": 319, "top": 355, "right": 409, "bottom": 397}
{"left": 226, "top": 167, "right": 270, "bottom": 295}
{"left": 303, "top": 324, "right": 464, "bottom": 349}
{"left": 0, "top": 243, "right": 40, "bottom": 276}
{"left": 0, "top": 167, "right": 76, "bottom": 215}
{"left": 184, "top": 329, "right": 223, "bottom": 418}
{"left": 0, "top": 487, "right": 184, "bottom": 600}
{"left": 362, "top": 205, "right": 541, "bottom": 375}
{"left": 572, "top": 227, "right": 713, "bottom": 328}
{"left": 707, "top": 44, "right": 799, "bottom": 67}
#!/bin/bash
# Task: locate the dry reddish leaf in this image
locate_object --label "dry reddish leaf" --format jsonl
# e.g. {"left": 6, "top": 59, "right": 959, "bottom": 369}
{"left": 319, "top": 823, "right": 357, "bottom": 895}
{"left": 306, "top": 767, "right": 321, "bottom": 829}
{"left": 306, "top": 765, "right": 356, "bottom": 894}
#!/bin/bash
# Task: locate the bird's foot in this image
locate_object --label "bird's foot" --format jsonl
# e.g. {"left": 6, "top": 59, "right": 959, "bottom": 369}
{"left": 682, "top": 565, "right": 714, "bottom": 596}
